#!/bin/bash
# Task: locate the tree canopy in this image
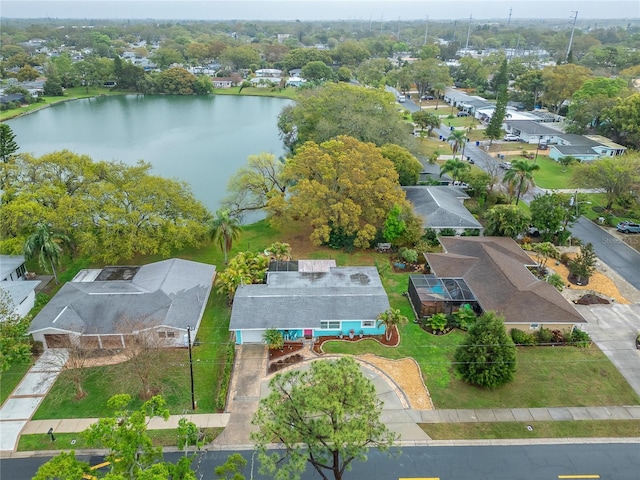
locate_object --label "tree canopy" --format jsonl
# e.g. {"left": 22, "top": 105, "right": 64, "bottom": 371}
{"left": 34, "top": 394, "right": 202, "bottom": 480}
{"left": 1, "top": 151, "right": 210, "bottom": 263}
{"left": 454, "top": 311, "right": 517, "bottom": 388}
{"left": 251, "top": 357, "right": 397, "bottom": 480}
{"left": 268, "top": 136, "right": 408, "bottom": 249}
{"left": 277, "top": 83, "right": 413, "bottom": 151}
{"left": 572, "top": 155, "right": 640, "bottom": 209}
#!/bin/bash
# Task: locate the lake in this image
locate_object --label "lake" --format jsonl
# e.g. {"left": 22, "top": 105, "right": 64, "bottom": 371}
{"left": 6, "top": 94, "right": 292, "bottom": 219}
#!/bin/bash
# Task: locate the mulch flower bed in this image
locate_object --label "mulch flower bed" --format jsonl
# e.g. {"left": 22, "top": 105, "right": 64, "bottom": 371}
{"left": 313, "top": 325, "right": 400, "bottom": 354}
{"left": 268, "top": 342, "right": 304, "bottom": 361}
{"left": 268, "top": 354, "right": 305, "bottom": 374}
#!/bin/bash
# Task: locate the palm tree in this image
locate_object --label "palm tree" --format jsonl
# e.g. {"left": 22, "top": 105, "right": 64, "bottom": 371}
{"left": 207, "top": 209, "right": 242, "bottom": 264}
{"left": 446, "top": 129, "right": 467, "bottom": 160}
{"left": 266, "top": 242, "right": 292, "bottom": 261}
{"left": 376, "top": 308, "right": 408, "bottom": 341}
{"left": 439, "top": 159, "right": 471, "bottom": 182}
{"left": 23, "top": 223, "right": 70, "bottom": 284}
{"left": 503, "top": 160, "right": 540, "bottom": 205}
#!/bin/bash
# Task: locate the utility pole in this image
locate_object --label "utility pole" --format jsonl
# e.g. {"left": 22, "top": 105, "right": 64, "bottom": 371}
{"left": 187, "top": 326, "right": 196, "bottom": 410}
{"left": 566, "top": 11, "right": 578, "bottom": 61}
{"left": 465, "top": 15, "right": 472, "bottom": 51}
{"left": 507, "top": 8, "right": 512, "bottom": 26}
{"left": 424, "top": 16, "right": 429, "bottom": 45}
{"left": 397, "top": 16, "right": 400, "bottom": 41}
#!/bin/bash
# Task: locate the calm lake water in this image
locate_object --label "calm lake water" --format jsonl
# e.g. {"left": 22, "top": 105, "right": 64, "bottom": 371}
{"left": 7, "top": 94, "right": 291, "bottom": 218}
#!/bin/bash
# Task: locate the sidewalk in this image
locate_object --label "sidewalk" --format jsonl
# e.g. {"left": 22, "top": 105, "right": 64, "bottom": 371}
{"left": 0, "top": 350, "right": 68, "bottom": 452}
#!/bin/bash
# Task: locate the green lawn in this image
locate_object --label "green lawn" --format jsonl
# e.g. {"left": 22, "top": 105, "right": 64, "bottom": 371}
{"left": 31, "top": 221, "right": 280, "bottom": 419}
{"left": 324, "top": 271, "right": 640, "bottom": 409}
{"left": 0, "top": 362, "right": 32, "bottom": 405}
{"left": 422, "top": 420, "right": 640, "bottom": 440}
{"left": 500, "top": 156, "right": 579, "bottom": 190}
{"left": 17, "top": 428, "right": 222, "bottom": 451}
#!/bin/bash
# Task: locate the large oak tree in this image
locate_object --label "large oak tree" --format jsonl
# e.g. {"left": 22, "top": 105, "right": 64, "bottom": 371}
{"left": 268, "top": 136, "right": 408, "bottom": 249}
{"left": 277, "top": 83, "right": 413, "bottom": 151}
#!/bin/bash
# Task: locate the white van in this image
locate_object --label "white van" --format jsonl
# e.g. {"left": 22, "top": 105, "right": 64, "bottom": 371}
{"left": 397, "top": 94, "right": 406, "bottom": 103}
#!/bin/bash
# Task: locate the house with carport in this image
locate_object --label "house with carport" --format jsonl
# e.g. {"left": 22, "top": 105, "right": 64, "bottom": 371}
{"left": 504, "top": 120, "right": 561, "bottom": 145}
{"left": 229, "top": 262, "right": 389, "bottom": 344}
{"left": 29, "top": 258, "right": 215, "bottom": 349}
{"left": 410, "top": 237, "right": 586, "bottom": 333}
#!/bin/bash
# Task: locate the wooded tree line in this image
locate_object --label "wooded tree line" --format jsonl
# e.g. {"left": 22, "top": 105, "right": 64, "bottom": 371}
{"left": 0, "top": 150, "right": 210, "bottom": 263}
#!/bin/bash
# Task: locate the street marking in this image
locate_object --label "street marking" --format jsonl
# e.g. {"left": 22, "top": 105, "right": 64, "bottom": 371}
{"left": 558, "top": 476, "right": 600, "bottom": 479}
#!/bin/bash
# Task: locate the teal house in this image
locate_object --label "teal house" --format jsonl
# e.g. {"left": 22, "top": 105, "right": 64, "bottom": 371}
{"left": 229, "top": 262, "right": 389, "bottom": 344}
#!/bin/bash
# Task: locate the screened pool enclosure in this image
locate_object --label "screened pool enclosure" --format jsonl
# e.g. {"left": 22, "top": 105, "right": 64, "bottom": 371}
{"left": 408, "top": 274, "right": 479, "bottom": 317}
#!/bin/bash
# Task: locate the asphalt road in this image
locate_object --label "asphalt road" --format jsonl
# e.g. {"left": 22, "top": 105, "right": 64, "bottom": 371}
{"left": 4, "top": 443, "right": 640, "bottom": 479}
{"left": 571, "top": 216, "right": 640, "bottom": 290}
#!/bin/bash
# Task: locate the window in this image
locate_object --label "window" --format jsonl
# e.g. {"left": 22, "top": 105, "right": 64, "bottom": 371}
{"left": 361, "top": 320, "right": 375, "bottom": 328}
{"left": 529, "top": 323, "right": 540, "bottom": 330}
{"left": 158, "top": 331, "right": 176, "bottom": 338}
{"left": 320, "top": 321, "right": 340, "bottom": 329}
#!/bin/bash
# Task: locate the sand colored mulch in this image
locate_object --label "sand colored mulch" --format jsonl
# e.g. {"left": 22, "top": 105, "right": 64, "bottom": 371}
{"left": 527, "top": 253, "right": 630, "bottom": 304}
{"left": 358, "top": 354, "right": 433, "bottom": 410}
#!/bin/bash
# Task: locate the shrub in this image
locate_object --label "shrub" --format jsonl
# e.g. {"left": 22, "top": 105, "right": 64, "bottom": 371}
{"left": 454, "top": 312, "right": 516, "bottom": 388}
{"left": 536, "top": 327, "right": 554, "bottom": 345}
{"left": 570, "top": 328, "right": 592, "bottom": 348}
{"left": 263, "top": 328, "right": 284, "bottom": 350}
{"left": 510, "top": 328, "right": 535, "bottom": 345}
{"left": 216, "top": 341, "right": 235, "bottom": 411}
{"left": 559, "top": 252, "right": 572, "bottom": 265}
{"left": 546, "top": 273, "right": 565, "bottom": 291}
{"left": 428, "top": 313, "right": 448, "bottom": 333}
{"left": 446, "top": 314, "right": 458, "bottom": 329}
{"left": 439, "top": 228, "right": 457, "bottom": 236}
{"left": 422, "top": 228, "right": 439, "bottom": 247}
{"left": 454, "top": 304, "right": 476, "bottom": 331}
{"left": 399, "top": 248, "right": 418, "bottom": 263}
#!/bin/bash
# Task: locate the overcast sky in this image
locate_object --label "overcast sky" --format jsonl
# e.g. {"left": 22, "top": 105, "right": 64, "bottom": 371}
{"left": 3, "top": 0, "right": 639, "bottom": 21}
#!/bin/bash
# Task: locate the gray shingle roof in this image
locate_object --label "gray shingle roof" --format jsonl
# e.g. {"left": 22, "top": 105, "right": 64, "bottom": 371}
{"left": 29, "top": 259, "right": 215, "bottom": 335}
{"left": 229, "top": 267, "right": 390, "bottom": 331}
{"left": 1, "top": 255, "right": 25, "bottom": 281}
{"left": 0, "top": 281, "right": 41, "bottom": 308}
{"left": 425, "top": 237, "right": 585, "bottom": 325}
{"left": 404, "top": 186, "right": 482, "bottom": 230}
{"left": 505, "top": 120, "right": 560, "bottom": 135}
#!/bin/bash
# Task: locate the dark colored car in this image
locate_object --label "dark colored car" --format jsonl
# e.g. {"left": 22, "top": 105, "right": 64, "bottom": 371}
{"left": 421, "top": 95, "right": 435, "bottom": 100}
{"left": 617, "top": 221, "right": 640, "bottom": 233}
{"left": 456, "top": 111, "right": 469, "bottom": 117}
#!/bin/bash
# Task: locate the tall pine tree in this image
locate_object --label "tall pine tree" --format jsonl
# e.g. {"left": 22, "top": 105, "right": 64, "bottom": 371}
{"left": 485, "top": 58, "right": 509, "bottom": 144}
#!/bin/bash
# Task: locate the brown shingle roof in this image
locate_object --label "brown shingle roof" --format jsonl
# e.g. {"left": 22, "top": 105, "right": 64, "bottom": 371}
{"left": 425, "top": 237, "right": 585, "bottom": 325}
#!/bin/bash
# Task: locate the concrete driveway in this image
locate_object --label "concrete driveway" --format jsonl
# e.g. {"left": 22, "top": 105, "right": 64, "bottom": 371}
{"left": 213, "top": 345, "right": 427, "bottom": 448}
{"left": 575, "top": 304, "right": 640, "bottom": 398}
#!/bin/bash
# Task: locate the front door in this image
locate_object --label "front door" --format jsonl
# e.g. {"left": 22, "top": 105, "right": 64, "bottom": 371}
{"left": 304, "top": 329, "right": 312, "bottom": 338}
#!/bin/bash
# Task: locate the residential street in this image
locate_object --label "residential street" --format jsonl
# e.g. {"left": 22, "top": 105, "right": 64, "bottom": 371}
{"left": 3, "top": 443, "right": 640, "bottom": 480}
{"left": 571, "top": 216, "right": 640, "bottom": 290}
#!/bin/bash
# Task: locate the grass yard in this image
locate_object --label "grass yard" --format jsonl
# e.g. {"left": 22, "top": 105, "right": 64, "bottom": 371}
{"left": 422, "top": 420, "right": 640, "bottom": 440}
{"left": 0, "top": 362, "right": 32, "bottom": 405}
{"left": 500, "top": 155, "right": 579, "bottom": 190}
{"left": 324, "top": 271, "right": 640, "bottom": 409}
{"left": 17, "top": 428, "right": 222, "bottom": 451}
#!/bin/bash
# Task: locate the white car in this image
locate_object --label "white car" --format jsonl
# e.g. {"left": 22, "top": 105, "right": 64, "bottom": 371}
{"left": 503, "top": 134, "right": 521, "bottom": 142}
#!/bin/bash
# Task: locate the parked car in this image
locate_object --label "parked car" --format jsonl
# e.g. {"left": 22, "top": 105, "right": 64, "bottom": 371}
{"left": 456, "top": 111, "right": 470, "bottom": 117}
{"left": 617, "top": 221, "right": 640, "bottom": 233}
{"left": 538, "top": 141, "right": 548, "bottom": 150}
{"left": 452, "top": 181, "right": 470, "bottom": 189}
{"left": 503, "top": 134, "right": 521, "bottom": 142}
{"left": 499, "top": 161, "right": 512, "bottom": 170}
{"left": 421, "top": 95, "right": 434, "bottom": 100}
{"left": 397, "top": 94, "right": 406, "bottom": 103}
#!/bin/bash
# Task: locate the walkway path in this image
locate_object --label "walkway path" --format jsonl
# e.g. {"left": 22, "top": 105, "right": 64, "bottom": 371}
{"left": 0, "top": 350, "right": 67, "bottom": 452}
